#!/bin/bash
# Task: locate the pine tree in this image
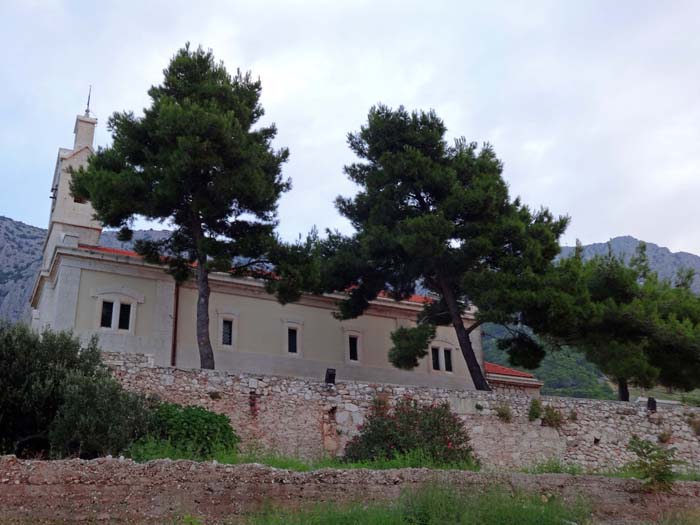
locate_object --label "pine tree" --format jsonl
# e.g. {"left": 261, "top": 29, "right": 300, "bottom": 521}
{"left": 324, "top": 105, "right": 568, "bottom": 390}
{"left": 504, "top": 244, "right": 700, "bottom": 401}
{"left": 71, "top": 44, "right": 289, "bottom": 369}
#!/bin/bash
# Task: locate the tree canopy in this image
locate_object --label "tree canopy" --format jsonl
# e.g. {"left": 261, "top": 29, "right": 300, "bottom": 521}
{"left": 499, "top": 243, "right": 700, "bottom": 400}
{"left": 320, "top": 105, "right": 568, "bottom": 390}
{"left": 71, "top": 44, "right": 290, "bottom": 369}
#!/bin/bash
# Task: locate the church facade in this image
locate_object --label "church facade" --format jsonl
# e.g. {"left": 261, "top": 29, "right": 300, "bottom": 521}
{"left": 30, "top": 112, "right": 542, "bottom": 393}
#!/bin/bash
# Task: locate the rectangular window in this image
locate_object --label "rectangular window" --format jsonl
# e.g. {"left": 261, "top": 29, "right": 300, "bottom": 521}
{"left": 431, "top": 347, "right": 441, "bottom": 371}
{"left": 222, "top": 319, "right": 233, "bottom": 346}
{"left": 118, "top": 303, "right": 131, "bottom": 330}
{"left": 444, "top": 348, "right": 453, "bottom": 372}
{"left": 287, "top": 327, "right": 298, "bottom": 354}
{"left": 100, "top": 301, "right": 114, "bottom": 328}
{"left": 348, "top": 335, "right": 359, "bottom": 361}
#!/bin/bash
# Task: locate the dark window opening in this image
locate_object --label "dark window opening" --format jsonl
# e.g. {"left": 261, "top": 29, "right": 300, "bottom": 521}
{"left": 118, "top": 303, "right": 131, "bottom": 330}
{"left": 444, "top": 349, "right": 453, "bottom": 372}
{"left": 222, "top": 319, "right": 233, "bottom": 346}
{"left": 349, "top": 335, "right": 359, "bottom": 361}
{"left": 73, "top": 196, "right": 87, "bottom": 204}
{"left": 100, "top": 301, "right": 113, "bottom": 328}
{"left": 431, "top": 347, "right": 440, "bottom": 371}
{"left": 288, "top": 327, "right": 298, "bottom": 354}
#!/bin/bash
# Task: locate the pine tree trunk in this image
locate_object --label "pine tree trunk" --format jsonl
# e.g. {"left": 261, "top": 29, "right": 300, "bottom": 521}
{"left": 617, "top": 377, "right": 630, "bottom": 402}
{"left": 439, "top": 278, "right": 491, "bottom": 391}
{"left": 196, "top": 254, "right": 215, "bottom": 370}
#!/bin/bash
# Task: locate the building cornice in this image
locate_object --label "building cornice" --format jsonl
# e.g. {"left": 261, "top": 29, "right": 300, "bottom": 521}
{"left": 37, "top": 245, "right": 477, "bottom": 322}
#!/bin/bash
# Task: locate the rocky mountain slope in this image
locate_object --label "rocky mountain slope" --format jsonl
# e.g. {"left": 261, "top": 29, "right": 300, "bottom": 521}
{"left": 560, "top": 236, "right": 700, "bottom": 293}
{"left": 1, "top": 214, "right": 699, "bottom": 323}
{"left": 0, "top": 217, "right": 45, "bottom": 322}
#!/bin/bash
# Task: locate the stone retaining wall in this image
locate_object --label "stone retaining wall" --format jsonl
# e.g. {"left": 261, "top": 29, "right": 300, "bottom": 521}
{"left": 1, "top": 456, "right": 699, "bottom": 524}
{"left": 104, "top": 352, "right": 700, "bottom": 471}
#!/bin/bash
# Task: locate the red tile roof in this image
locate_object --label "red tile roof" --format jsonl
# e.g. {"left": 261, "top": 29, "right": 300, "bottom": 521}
{"left": 376, "top": 290, "right": 433, "bottom": 305}
{"left": 78, "top": 244, "right": 141, "bottom": 257}
{"left": 484, "top": 362, "right": 536, "bottom": 379}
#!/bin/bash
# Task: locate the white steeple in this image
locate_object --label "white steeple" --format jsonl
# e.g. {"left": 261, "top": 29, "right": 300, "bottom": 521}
{"left": 41, "top": 110, "right": 102, "bottom": 269}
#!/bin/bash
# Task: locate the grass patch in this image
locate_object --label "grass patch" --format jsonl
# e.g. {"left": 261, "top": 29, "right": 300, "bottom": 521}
{"left": 126, "top": 437, "right": 238, "bottom": 463}
{"left": 126, "top": 441, "right": 479, "bottom": 472}
{"left": 246, "top": 484, "right": 590, "bottom": 525}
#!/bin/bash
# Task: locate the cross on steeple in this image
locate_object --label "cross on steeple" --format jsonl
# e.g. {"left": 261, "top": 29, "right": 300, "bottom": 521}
{"left": 85, "top": 85, "right": 92, "bottom": 117}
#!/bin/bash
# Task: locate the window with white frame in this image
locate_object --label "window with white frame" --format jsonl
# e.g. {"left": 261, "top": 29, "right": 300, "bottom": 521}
{"left": 92, "top": 286, "right": 144, "bottom": 334}
{"left": 430, "top": 345, "right": 454, "bottom": 373}
{"left": 282, "top": 318, "right": 303, "bottom": 356}
{"left": 216, "top": 309, "right": 239, "bottom": 351}
{"left": 343, "top": 327, "right": 362, "bottom": 363}
{"left": 98, "top": 298, "right": 134, "bottom": 332}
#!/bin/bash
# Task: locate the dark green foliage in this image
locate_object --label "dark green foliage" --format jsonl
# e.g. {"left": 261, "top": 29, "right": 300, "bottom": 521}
{"left": 541, "top": 406, "right": 563, "bottom": 428}
{"left": 48, "top": 373, "right": 152, "bottom": 459}
{"left": 139, "top": 402, "right": 239, "bottom": 459}
{"left": 528, "top": 398, "right": 542, "bottom": 421}
{"left": 0, "top": 324, "right": 151, "bottom": 458}
{"left": 487, "top": 242, "right": 700, "bottom": 401}
{"left": 344, "top": 397, "right": 475, "bottom": 466}
{"left": 497, "top": 332, "right": 546, "bottom": 370}
{"left": 548, "top": 244, "right": 700, "bottom": 400}
{"left": 627, "top": 436, "right": 683, "bottom": 491}
{"left": 388, "top": 324, "right": 435, "bottom": 370}
{"left": 484, "top": 331, "right": 616, "bottom": 400}
{"left": 494, "top": 402, "right": 513, "bottom": 423}
{"left": 70, "top": 44, "right": 290, "bottom": 369}
{"left": 320, "top": 105, "right": 567, "bottom": 390}
{"left": 0, "top": 324, "right": 103, "bottom": 455}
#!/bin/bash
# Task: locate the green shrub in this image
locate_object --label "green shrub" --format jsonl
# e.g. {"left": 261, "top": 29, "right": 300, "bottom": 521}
{"left": 0, "top": 324, "right": 115, "bottom": 456}
{"left": 541, "top": 405, "right": 563, "bottom": 428}
{"left": 344, "top": 397, "right": 475, "bottom": 466}
{"left": 48, "top": 372, "right": 152, "bottom": 459}
{"left": 523, "top": 458, "right": 583, "bottom": 475}
{"left": 494, "top": 402, "right": 513, "bottom": 423}
{"left": 627, "top": 436, "right": 684, "bottom": 491}
{"left": 568, "top": 409, "right": 578, "bottom": 422}
{"left": 527, "top": 399, "right": 542, "bottom": 421}
{"left": 138, "top": 402, "right": 239, "bottom": 460}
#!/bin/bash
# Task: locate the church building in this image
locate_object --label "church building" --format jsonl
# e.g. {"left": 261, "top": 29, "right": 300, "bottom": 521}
{"left": 30, "top": 111, "right": 542, "bottom": 394}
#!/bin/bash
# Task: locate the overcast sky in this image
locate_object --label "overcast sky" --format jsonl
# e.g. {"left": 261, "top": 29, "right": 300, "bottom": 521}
{"left": 2, "top": 0, "right": 699, "bottom": 253}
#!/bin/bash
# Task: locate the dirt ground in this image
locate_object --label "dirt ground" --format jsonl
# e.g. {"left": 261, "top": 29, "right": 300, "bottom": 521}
{"left": 1, "top": 455, "right": 699, "bottom": 524}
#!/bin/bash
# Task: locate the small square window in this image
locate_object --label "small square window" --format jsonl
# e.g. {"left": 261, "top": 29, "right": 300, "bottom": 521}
{"left": 431, "top": 347, "right": 441, "bottom": 371}
{"left": 444, "top": 348, "right": 453, "bottom": 372}
{"left": 349, "top": 335, "right": 359, "bottom": 361}
{"left": 287, "top": 327, "right": 298, "bottom": 354}
{"left": 222, "top": 319, "right": 233, "bottom": 346}
{"left": 100, "top": 301, "right": 114, "bottom": 328}
{"left": 118, "top": 303, "right": 131, "bottom": 330}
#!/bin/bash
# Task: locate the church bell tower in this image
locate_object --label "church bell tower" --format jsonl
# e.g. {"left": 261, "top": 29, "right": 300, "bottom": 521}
{"left": 41, "top": 107, "right": 103, "bottom": 270}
